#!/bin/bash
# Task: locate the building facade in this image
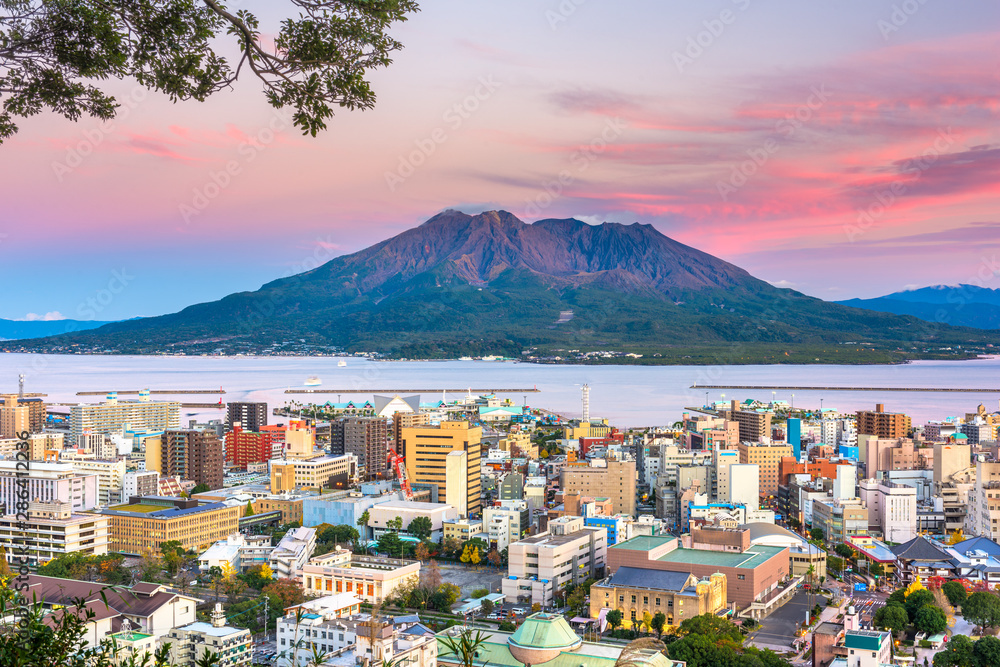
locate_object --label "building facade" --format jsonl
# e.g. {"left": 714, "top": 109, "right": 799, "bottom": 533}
{"left": 399, "top": 420, "right": 482, "bottom": 517}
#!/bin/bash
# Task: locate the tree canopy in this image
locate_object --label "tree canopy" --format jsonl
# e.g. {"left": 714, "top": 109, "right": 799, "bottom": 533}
{"left": 0, "top": 0, "right": 420, "bottom": 142}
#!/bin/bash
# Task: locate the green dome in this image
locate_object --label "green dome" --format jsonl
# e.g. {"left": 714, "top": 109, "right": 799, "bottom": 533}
{"left": 508, "top": 613, "right": 583, "bottom": 665}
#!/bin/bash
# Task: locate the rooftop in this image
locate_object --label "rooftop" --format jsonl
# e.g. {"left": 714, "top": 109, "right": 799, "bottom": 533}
{"left": 175, "top": 621, "right": 248, "bottom": 638}
{"left": 844, "top": 630, "right": 889, "bottom": 652}
{"left": 656, "top": 544, "right": 786, "bottom": 569}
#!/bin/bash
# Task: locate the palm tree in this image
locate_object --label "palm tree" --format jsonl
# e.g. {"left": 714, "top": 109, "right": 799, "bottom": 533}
{"left": 438, "top": 627, "right": 490, "bottom": 667}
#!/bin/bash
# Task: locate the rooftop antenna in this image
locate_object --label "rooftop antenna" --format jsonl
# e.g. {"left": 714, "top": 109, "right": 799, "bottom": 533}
{"left": 18, "top": 373, "right": 24, "bottom": 399}
{"left": 582, "top": 384, "right": 590, "bottom": 422}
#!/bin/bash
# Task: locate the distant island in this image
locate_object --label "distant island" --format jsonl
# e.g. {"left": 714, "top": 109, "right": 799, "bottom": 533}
{"left": 8, "top": 210, "right": 1000, "bottom": 365}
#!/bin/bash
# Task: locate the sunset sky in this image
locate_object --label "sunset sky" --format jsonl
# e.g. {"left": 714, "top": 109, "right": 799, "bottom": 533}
{"left": 2, "top": 0, "right": 999, "bottom": 321}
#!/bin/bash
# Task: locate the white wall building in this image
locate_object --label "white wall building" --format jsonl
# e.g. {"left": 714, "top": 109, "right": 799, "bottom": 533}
{"left": 858, "top": 479, "right": 917, "bottom": 543}
{"left": 483, "top": 500, "right": 528, "bottom": 551}
{"left": 269, "top": 526, "right": 317, "bottom": 579}
{"left": 368, "top": 501, "right": 458, "bottom": 542}
{"left": 165, "top": 604, "right": 252, "bottom": 667}
{"left": 0, "top": 461, "right": 98, "bottom": 512}
{"left": 729, "top": 463, "right": 760, "bottom": 508}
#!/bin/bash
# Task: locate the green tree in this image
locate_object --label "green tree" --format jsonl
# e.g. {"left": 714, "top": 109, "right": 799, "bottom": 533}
{"left": 888, "top": 589, "right": 907, "bottom": 606}
{"left": 439, "top": 627, "right": 490, "bottom": 667}
{"left": 378, "top": 531, "right": 403, "bottom": 557}
{"left": 905, "top": 589, "right": 936, "bottom": 622}
{"left": 810, "top": 527, "right": 824, "bottom": 541}
{"left": 827, "top": 555, "right": 844, "bottom": 575}
{"left": 913, "top": 604, "right": 947, "bottom": 635}
{"left": 606, "top": 609, "right": 623, "bottom": 632}
{"left": 244, "top": 500, "right": 255, "bottom": 517}
{"left": 407, "top": 516, "right": 432, "bottom": 540}
{"left": 933, "top": 634, "right": 975, "bottom": 667}
{"left": 480, "top": 598, "right": 495, "bottom": 616}
{"left": 651, "top": 611, "right": 667, "bottom": 638}
{"left": 834, "top": 544, "right": 853, "bottom": 559}
{"left": 962, "top": 591, "right": 1000, "bottom": 630}
{"left": 358, "top": 510, "right": 370, "bottom": 530}
{"left": 942, "top": 581, "right": 968, "bottom": 608}
{"left": 191, "top": 483, "right": 210, "bottom": 495}
{"left": 873, "top": 604, "right": 908, "bottom": 634}
{"left": 677, "top": 614, "right": 743, "bottom": 643}
{"left": 973, "top": 636, "right": 1000, "bottom": 667}
{"left": 0, "top": 0, "right": 420, "bottom": 143}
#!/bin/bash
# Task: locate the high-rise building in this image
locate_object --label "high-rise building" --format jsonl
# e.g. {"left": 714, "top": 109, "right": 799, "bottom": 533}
{"left": 399, "top": 420, "right": 482, "bottom": 517}
{"left": 153, "top": 429, "right": 224, "bottom": 490}
{"left": 122, "top": 470, "right": 160, "bottom": 499}
{"left": 330, "top": 417, "right": 388, "bottom": 480}
{"left": 0, "top": 394, "right": 30, "bottom": 438}
{"left": 226, "top": 402, "right": 268, "bottom": 433}
{"left": 719, "top": 401, "right": 773, "bottom": 442}
{"left": 225, "top": 424, "right": 273, "bottom": 468}
{"left": 786, "top": 418, "right": 802, "bottom": 461}
{"left": 58, "top": 451, "right": 126, "bottom": 506}
{"left": 70, "top": 391, "right": 180, "bottom": 441}
{"left": 560, "top": 459, "right": 636, "bottom": 517}
{"left": 737, "top": 442, "right": 793, "bottom": 497}
{"left": 393, "top": 412, "right": 429, "bottom": 457}
{"left": 857, "top": 404, "right": 911, "bottom": 439}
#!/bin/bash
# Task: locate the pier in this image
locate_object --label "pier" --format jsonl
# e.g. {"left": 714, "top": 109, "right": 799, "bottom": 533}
{"left": 285, "top": 388, "right": 541, "bottom": 394}
{"left": 691, "top": 384, "right": 1000, "bottom": 393}
{"left": 76, "top": 389, "right": 225, "bottom": 395}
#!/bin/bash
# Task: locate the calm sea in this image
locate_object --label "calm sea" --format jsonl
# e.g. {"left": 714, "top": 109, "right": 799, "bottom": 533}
{"left": 1, "top": 353, "right": 998, "bottom": 427}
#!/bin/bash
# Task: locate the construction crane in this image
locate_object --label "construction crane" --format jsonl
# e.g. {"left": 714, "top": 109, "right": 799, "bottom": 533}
{"left": 387, "top": 448, "right": 413, "bottom": 501}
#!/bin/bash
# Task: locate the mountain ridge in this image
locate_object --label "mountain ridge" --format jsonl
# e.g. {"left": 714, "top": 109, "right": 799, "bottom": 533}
{"left": 10, "top": 210, "right": 1000, "bottom": 363}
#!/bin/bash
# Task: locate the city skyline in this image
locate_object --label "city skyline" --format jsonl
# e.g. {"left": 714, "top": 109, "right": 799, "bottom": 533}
{"left": 2, "top": 1, "right": 999, "bottom": 321}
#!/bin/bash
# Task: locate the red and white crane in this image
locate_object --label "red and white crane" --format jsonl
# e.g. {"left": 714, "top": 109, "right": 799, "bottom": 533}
{"left": 387, "top": 448, "right": 414, "bottom": 501}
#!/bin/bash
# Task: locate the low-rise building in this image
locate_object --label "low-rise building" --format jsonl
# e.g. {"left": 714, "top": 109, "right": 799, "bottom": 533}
{"left": 197, "top": 533, "right": 272, "bottom": 572}
{"left": 0, "top": 500, "right": 110, "bottom": 566}
{"left": 276, "top": 612, "right": 359, "bottom": 667}
{"left": 442, "top": 517, "right": 483, "bottom": 544}
{"left": 165, "top": 604, "right": 252, "bottom": 667}
{"left": 302, "top": 548, "right": 420, "bottom": 602}
{"left": 589, "top": 567, "right": 727, "bottom": 629}
{"left": 368, "top": 500, "right": 458, "bottom": 542}
{"left": 269, "top": 526, "right": 317, "bottom": 579}
{"left": 483, "top": 500, "right": 529, "bottom": 551}
{"left": 96, "top": 495, "right": 241, "bottom": 555}
{"left": 503, "top": 516, "right": 607, "bottom": 606}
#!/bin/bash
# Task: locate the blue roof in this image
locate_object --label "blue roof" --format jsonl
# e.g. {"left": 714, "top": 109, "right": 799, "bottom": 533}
{"left": 952, "top": 537, "right": 1000, "bottom": 556}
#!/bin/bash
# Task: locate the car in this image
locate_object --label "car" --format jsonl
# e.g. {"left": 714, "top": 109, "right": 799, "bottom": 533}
{"left": 512, "top": 607, "right": 527, "bottom": 615}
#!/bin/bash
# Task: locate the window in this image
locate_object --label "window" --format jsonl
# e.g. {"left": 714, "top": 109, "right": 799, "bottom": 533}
{"left": 655, "top": 598, "right": 660, "bottom": 606}
{"left": 643, "top": 596, "right": 648, "bottom": 605}
{"left": 631, "top": 595, "right": 636, "bottom": 603}
{"left": 737, "top": 574, "right": 745, "bottom": 580}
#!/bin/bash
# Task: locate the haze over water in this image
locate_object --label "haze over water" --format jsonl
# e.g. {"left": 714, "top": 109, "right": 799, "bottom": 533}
{"left": 3, "top": 354, "right": 999, "bottom": 428}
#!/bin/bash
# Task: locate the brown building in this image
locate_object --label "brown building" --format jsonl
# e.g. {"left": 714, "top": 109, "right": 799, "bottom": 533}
{"left": 861, "top": 437, "right": 930, "bottom": 475}
{"left": 331, "top": 417, "right": 388, "bottom": 481}
{"left": 560, "top": 459, "right": 636, "bottom": 517}
{"left": 607, "top": 533, "right": 788, "bottom": 609}
{"left": 98, "top": 496, "right": 241, "bottom": 555}
{"left": 720, "top": 401, "right": 773, "bottom": 443}
{"left": 393, "top": 412, "right": 429, "bottom": 456}
{"left": 161, "top": 429, "right": 224, "bottom": 490}
{"left": 857, "top": 404, "right": 911, "bottom": 439}
{"left": 737, "top": 442, "right": 793, "bottom": 496}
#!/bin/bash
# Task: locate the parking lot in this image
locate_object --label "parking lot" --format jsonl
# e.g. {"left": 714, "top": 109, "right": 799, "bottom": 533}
{"left": 435, "top": 561, "right": 503, "bottom": 600}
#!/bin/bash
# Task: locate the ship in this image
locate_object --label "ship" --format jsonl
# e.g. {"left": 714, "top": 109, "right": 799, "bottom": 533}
{"left": 304, "top": 376, "right": 322, "bottom": 387}
{"left": 337, "top": 360, "right": 347, "bottom": 367}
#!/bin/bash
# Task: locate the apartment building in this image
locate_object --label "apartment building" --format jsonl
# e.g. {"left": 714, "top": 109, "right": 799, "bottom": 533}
{"left": 0, "top": 500, "right": 109, "bottom": 566}
{"left": 158, "top": 429, "right": 224, "bottom": 491}
{"left": 276, "top": 609, "right": 359, "bottom": 667}
{"left": 0, "top": 432, "right": 64, "bottom": 461}
{"left": 966, "top": 459, "right": 1000, "bottom": 541}
{"left": 301, "top": 548, "right": 420, "bottom": 602}
{"left": 166, "top": 605, "right": 252, "bottom": 667}
{"left": 0, "top": 460, "right": 98, "bottom": 512}
{"left": 560, "top": 459, "right": 636, "bottom": 517}
{"left": 330, "top": 417, "right": 388, "bottom": 480}
{"left": 483, "top": 500, "right": 529, "bottom": 551}
{"left": 97, "top": 496, "right": 241, "bottom": 555}
{"left": 719, "top": 401, "right": 773, "bottom": 442}
{"left": 0, "top": 394, "right": 30, "bottom": 438}
{"left": 442, "top": 517, "right": 483, "bottom": 543}
{"left": 737, "top": 442, "right": 793, "bottom": 497}
{"left": 225, "top": 424, "right": 273, "bottom": 468}
{"left": 399, "top": 420, "right": 482, "bottom": 517}
{"left": 856, "top": 404, "right": 911, "bottom": 439}
{"left": 69, "top": 391, "right": 180, "bottom": 441}
{"left": 226, "top": 401, "right": 267, "bottom": 433}
{"left": 123, "top": 470, "right": 160, "bottom": 499}
{"left": 503, "top": 516, "right": 607, "bottom": 606}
